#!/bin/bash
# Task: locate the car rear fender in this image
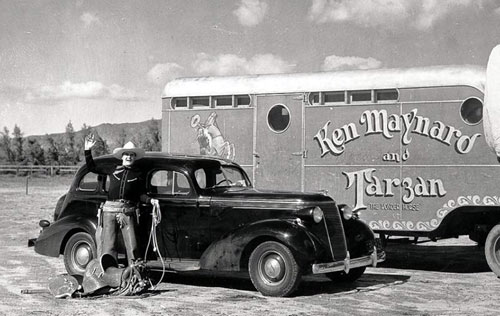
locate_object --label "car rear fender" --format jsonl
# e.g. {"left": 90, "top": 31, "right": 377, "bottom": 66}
{"left": 53, "top": 194, "right": 67, "bottom": 221}
{"left": 199, "top": 219, "right": 318, "bottom": 271}
{"left": 34, "top": 215, "right": 97, "bottom": 257}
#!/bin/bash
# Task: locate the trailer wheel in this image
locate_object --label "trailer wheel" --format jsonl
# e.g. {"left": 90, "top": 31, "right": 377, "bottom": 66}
{"left": 326, "top": 266, "right": 366, "bottom": 282}
{"left": 485, "top": 224, "right": 500, "bottom": 277}
{"left": 248, "top": 241, "right": 301, "bottom": 297}
{"left": 63, "top": 232, "right": 97, "bottom": 276}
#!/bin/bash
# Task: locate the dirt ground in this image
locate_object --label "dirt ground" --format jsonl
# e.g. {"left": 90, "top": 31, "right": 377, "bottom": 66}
{"left": 1, "top": 175, "right": 500, "bottom": 316}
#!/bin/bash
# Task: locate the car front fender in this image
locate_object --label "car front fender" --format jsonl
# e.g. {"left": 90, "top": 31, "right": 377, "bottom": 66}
{"left": 342, "top": 217, "right": 377, "bottom": 257}
{"left": 34, "top": 215, "right": 97, "bottom": 257}
{"left": 199, "top": 219, "right": 319, "bottom": 272}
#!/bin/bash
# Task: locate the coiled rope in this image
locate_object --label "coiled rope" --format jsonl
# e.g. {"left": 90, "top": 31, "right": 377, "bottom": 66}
{"left": 114, "top": 263, "right": 148, "bottom": 296}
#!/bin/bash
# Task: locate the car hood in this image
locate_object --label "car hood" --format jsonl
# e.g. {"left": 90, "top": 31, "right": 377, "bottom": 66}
{"left": 207, "top": 187, "right": 334, "bottom": 206}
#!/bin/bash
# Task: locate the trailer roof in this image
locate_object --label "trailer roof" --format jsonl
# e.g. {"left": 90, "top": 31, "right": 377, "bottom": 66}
{"left": 162, "top": 65, "right": 485, "bottom": 98}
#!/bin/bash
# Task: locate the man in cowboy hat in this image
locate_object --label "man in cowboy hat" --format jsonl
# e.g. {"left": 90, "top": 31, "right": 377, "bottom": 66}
{"left": 84, "top": 134, "right": 159, "bottom": 265}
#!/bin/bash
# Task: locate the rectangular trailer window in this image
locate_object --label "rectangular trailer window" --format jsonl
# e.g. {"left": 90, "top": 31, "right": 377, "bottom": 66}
{"left": 376, "top": 89, "right": 399, "bottom": 102}
{"left": 191, "top": 97, "right": 210, "bottom": 108}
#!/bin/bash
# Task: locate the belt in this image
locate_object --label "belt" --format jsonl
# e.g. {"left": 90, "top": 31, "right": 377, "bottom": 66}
{"left": 104, "top": 200, "right": 137, "bottom": 209}
{"left": 109, "top": 199, "right": 136, "bottom": 205}
{"left": 103, "top": 201, "right": 137, "bottom": 215}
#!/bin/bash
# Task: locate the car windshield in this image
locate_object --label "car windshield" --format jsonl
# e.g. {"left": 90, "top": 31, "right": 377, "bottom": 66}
{"left": 195, "top": 165, "right": 250, "bottom": 189}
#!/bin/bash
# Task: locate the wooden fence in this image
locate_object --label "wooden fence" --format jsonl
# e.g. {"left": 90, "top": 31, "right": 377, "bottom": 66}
{"left": 0, "top": 164, "right": 80, "bottom": 176}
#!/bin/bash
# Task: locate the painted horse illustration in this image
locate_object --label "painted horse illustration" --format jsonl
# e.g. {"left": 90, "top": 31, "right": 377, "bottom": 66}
{"left": 191, "top": 112, "right": 235, "bottom": 160}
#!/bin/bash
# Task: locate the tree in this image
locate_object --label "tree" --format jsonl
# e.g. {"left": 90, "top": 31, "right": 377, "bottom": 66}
{"left": 138, "top": 119, "right": 161, "bottom": 151}
{"left": 24, "top": 138, "right": 45, "bottom": 165}
{"left": 91, "top": 129, "right": 109, "bottom": 157}
{"left": 116, "top": 127, "right": 127, "bottom": 147}
{"left": 80, "top": 123, "right": 91, "bottom": 135}
{"left": 60, "top": 121, "right": 78, "bottom": 165}
{"left": 0, "top": 127, "right": 14, "bottom": 163}
{"left": 77, "top": 123, "right": 92, "bottom": 158}
{"left": 44, "top": 135, "right": 60, "bottom": 165}
{"left": 79, "top": 124, "right": 108, "bottom": 157}
{"left": 148, "top": 119, "right": 161, "bottom": 151}
{"left": 11, "top": 124, "right": 25, "bottom": 163}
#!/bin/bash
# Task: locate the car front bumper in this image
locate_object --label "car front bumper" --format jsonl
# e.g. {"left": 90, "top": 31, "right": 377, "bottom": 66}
{"left": 311, "top": 247, "right": 385, "bottom": 274}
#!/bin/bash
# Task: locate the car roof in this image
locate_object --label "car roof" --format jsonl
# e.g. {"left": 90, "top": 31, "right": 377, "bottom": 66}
{"left": 92, "top": 152, "right": 239, "bottom": 169}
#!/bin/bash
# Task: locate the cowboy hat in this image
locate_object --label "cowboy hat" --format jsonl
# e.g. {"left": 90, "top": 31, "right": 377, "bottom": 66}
{"left": 113, "top": 141, "right": 145, "bottom": 160}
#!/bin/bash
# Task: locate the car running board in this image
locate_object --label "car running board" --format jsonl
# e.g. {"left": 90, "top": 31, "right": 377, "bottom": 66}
{"left": 145, "top": 258, "right": 200, "bottom": 272}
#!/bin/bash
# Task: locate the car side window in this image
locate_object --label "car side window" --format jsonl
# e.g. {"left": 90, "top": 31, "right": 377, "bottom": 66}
{"left": 150, "top": 170, "right": 191, "bottom": 195}
{"left": 215, "top": 171, "right": 225, "bottom": 186}
{"left": 79, "top": 172, "right": 99, "bottom": 191}
{"left": 194, "top": 168, "right": 207, "bottom": 189}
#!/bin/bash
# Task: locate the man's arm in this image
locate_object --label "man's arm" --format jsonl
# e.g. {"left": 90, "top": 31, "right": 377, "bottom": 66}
{"left": 140, "top": 195, "right": 159, "bottom": 209}
{"left": 84, "top": 134, "right": 101, "bottom": 173}
{"left": 139, "top": 172, "right": 159, "bottom": 207}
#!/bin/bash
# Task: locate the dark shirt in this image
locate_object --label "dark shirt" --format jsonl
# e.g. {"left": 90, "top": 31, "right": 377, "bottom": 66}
{"left": 84, "top": 150, "right": 149, "bottom": 204}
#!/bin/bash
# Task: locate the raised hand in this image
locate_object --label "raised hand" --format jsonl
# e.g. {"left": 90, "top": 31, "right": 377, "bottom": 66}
{"left": 150, "top": 198, "right": 160, "bottom": 208}
{"left": 84, "top": 134, "right": 96, "bottom": 150}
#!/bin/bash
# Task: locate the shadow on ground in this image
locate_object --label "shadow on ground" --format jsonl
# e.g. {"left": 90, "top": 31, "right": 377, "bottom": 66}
{"left": 151, "top": 269, "right": 410, "bottom": 298}
{"left": 153, "top": 270, "right": 256, "bottom": 292}
{"left": 296, "top": 272, "right": 409, "bottom": 297}
{"left": 380, "top": 241, "right": 490, "bottom": 273}
{"left": 148, "top": 239, "right": 490, "bottom": 297}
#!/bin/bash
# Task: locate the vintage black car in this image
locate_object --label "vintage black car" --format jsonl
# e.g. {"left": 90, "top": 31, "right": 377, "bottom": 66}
{"left": 30, "top": 153, "right": 384, "bottom": 297}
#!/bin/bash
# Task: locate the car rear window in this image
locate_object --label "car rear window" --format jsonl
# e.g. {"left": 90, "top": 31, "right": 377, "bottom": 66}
{"left": 79, "top": 172, "right": 99, "bottom": 191}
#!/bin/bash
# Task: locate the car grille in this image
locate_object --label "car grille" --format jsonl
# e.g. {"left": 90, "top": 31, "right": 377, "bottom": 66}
{"left": 322, "top": 204, "right": 348, "bottom": 261}
{"left": 305, "top": 203, "right": 348, "bottom": 262}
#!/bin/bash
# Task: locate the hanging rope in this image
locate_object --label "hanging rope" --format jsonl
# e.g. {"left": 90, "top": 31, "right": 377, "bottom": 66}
{"left": 144, "top": 202, "right": 166, "bottom": 290}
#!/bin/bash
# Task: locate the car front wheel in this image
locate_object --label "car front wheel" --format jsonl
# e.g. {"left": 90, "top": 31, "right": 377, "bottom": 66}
{"left": 485, "top": 224, "right": 500, "bottom": 277}
{"left": 248, "top": 241, "right": 301, "bottom": 297}
{"left": 63, "top": 232, "right": 97, "bottom": 276}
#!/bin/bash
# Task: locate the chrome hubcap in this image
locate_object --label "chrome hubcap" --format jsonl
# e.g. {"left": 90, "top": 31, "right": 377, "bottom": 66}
{"left": 74, "top": 242, "right": 91, "bottom": 267}
{"left": 260, "top": 252, "right": 286, "bottom": 284}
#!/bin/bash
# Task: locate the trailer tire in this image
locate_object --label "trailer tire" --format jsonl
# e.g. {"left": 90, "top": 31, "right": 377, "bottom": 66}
{"left": 485, "top": 224, "right": 500, "bottom": 277}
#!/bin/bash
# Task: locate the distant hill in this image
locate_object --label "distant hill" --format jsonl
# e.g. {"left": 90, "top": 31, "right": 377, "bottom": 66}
{"left": 0, "top": 119, "right": 161, "bottom": 160}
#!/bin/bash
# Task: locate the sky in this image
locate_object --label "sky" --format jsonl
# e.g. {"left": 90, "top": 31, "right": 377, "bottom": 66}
{"left": 1, "top": 0, "right": 500, "bottom": 136}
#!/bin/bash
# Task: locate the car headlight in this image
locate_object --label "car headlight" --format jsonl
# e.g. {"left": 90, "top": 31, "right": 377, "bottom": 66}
{"left": 312, "top": 206, "right": 324, "bottom": 223}
{"left": 341, "top": 205, "right": 353, "bottom": 220}
{"left": 39, "top": 219, "right": 50, "bottom": 228}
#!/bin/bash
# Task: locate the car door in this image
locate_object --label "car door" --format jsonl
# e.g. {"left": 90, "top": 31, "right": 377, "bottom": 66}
{"left": 194, "top": 165, "right": 254, "bottom": 243}
{"left": 147, "top": 169, "right": 209, "bottom": 259}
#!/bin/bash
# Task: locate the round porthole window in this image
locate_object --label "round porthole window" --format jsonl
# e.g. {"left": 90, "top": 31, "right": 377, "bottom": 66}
{"left": 267, "top": 104, "right": 290, "bottom": 133}
{"left": 460, "top": 97, "right": 483, "bottom": 125}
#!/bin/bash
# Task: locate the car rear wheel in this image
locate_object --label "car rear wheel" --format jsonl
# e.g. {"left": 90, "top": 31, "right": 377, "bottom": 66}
{"left": 485, "top": 224, "right": 500, "bottom": 277}
{"left": 63, "top": 232, "right": 97, "bottom": 276}
{"left": 326, "top": 266, "right": 366, "bottom": 282}
{"left": 248, "top": 241, "right": 301, "bottom": 297}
